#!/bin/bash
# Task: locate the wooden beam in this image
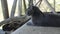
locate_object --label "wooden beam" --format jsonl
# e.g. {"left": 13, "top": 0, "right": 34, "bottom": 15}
{"left": 10, "top": 0, "right": 17, "bottom": 17}
{"left": 1, "top": 0, "right": 9, "bottom": 19}
{"left": 23, "top": 0, "right": 26, "bottom": 14}
{"left": 18, "top": 0, "right": 22, "bottom": 16}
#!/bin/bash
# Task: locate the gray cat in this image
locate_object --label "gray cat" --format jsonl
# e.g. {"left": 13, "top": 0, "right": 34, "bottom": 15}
{"left": 27, "top": 6, "right": 60, "bottom": 27}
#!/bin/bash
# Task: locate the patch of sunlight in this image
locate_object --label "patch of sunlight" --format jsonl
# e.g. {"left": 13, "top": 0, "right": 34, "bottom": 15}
{"left": 0, "top": 26, "right": 2, "bottom": 29}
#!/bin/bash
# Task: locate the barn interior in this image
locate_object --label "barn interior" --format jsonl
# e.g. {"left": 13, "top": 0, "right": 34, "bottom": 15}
{"left": 0, "top": 0, "right": 60, "bottom": 34}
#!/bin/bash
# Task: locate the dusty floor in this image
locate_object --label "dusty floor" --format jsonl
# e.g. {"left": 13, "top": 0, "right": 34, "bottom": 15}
{"left": 0, "top": 29, "right": 5, "bottom": 34}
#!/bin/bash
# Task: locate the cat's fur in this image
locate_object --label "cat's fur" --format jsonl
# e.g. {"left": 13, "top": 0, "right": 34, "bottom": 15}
{"left": 27, "top": 6, "right": 60, "bottom": 27}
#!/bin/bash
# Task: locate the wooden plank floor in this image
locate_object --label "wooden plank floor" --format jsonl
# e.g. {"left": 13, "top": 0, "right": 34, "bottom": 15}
{"left": 11, "top": 20, "right": 60, "bottom": 34}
